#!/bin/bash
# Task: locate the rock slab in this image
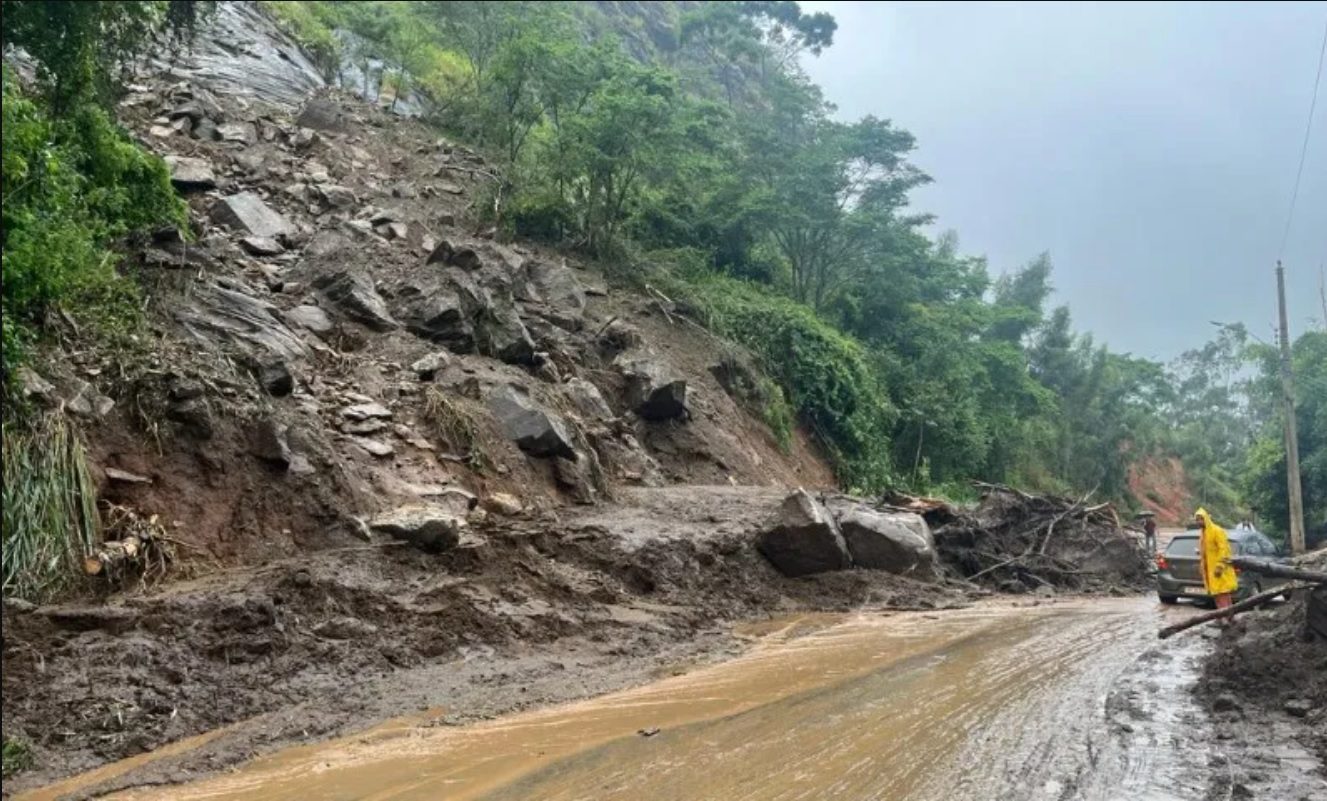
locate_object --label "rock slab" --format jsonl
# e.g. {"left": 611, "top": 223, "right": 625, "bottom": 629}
{"left": 758, "top": 489, "right": 851, "bottom": 577}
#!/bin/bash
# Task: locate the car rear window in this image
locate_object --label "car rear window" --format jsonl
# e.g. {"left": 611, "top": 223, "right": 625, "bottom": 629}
{"left": 1166, "top": 537, "right": 1199, "bottom": 557}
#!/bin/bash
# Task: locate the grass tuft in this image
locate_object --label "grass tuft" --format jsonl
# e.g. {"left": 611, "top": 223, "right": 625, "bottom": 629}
{"left": 2, "top": 414, "right": 99, "bottom": 602}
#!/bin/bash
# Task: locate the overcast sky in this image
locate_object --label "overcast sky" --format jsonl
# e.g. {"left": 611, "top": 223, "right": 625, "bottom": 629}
{"left": 800, "top": 1, "right": 1327, "bottom": 360}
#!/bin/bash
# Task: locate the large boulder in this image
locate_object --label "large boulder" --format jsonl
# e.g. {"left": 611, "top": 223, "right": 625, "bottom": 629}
{"left": 835, "top": 505, "right": 939, "bottom": 576}
{"left": 398, "top": 283, "right": 474, "bottom": 352}
{"left": 520, "top": 260, "right": 586, "bottom": 330}
{"left": 165, "top": 155, "right": 217, "bottom": 192}
{"left": 616, "top": 355, "right": 688, "bottom": 421}
{"left": 565, "top": 377, "right": 614, "bottom": 422}
{"left": 487, "top": 384, "right": 577, "bottom": 459}
{"left": 210, "top": 192, "right": 294, "bottom": 239}
{"left": 313, "top": 270, "right": 398, "bottom": 331}
{"left": 296, "top": 97, "right": 349, "bottom": 132}
{"left": 395, "top": 271, "right": 534, "bottom": 364}
{"left": 758, "top": 489, "right": 851, "bottom": 577}
{"left": 369, "top": 505, "right": 464, "bottom": 553}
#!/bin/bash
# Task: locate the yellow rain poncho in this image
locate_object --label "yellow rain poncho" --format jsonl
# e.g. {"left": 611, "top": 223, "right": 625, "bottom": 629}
{"left": 1195, "top": 508, "right": 1238, "bottom": 596}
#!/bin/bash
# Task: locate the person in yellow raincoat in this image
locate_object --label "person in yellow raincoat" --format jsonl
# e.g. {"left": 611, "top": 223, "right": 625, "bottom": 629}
{"left": 1194, "top": 508, "right": 1238, "bottom": 619}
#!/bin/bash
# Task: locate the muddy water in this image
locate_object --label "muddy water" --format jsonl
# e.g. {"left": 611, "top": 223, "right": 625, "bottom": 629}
{"left": 44, "top": 598, "right": 1238, "bottom": 801}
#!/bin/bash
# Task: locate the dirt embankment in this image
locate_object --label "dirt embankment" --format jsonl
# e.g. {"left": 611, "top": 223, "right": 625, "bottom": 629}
{"left": 1195, "top": 551, "right": 1327, "bottom": 794}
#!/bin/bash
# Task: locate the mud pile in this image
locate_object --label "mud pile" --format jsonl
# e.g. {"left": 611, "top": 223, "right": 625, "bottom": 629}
{"left": 1198, "top": 548, "right": 1327, "bottom": 767}
{"left": 0, "top": 487, "right": 966, "bottom": 794}
{"left": 930, "top": 484, "right": 1151, "bottom": 593}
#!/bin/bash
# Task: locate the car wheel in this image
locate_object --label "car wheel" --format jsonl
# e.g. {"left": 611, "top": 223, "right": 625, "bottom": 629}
{"left": 1159, "top": 594, "right": 1178, "bottom": 605}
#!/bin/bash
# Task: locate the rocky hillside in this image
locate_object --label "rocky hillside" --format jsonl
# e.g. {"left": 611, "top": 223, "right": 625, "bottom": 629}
{"left": 11, "top": 2, "right": 837, "bottom": 572}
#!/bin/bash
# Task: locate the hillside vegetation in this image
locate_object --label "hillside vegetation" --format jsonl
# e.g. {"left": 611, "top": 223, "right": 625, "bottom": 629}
{"left": 2, "top": 0, "right": 1322, "bottom": 543}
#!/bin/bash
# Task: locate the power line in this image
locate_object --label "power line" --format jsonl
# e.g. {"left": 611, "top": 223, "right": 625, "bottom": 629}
{"left": 1278, "top": 20, "right": 1327, "bottom": 260}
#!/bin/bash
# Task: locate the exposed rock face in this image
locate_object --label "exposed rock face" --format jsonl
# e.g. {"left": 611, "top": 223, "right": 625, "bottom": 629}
{"left": 834, "top": 506, "right": 938, "bottom": 576}
{"left": 395, "top": 270, "right": 535, "bottom": 364}
{"left": 617, "top": 355, "right": 688, "bottom": 421}
{"left": 254, "top": 356, "right": 295, "bottom": 397}
{"left": 487, "top": 384, "right": 577, "bottom": 459}
{"left": 312, "top": 270, "right": 398, "bottom": 331}
{"left": 210, "top": 192, "right": 295, "bottom": 239}
{"left": 565, "top": 378, "right": 615, "bottom": 422}
{"left": 369, "top": 505, "right": 463, "bottom": 552}
{"left": 758, "top": 489, "right": 851, "bottom": 577}
{"left": 175, "top": 283, "right": 307, "bottom": 360}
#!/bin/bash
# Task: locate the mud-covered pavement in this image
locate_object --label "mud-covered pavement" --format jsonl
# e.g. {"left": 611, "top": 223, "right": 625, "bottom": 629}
{"left": 22, "top": 598, "right": 1323, "bottom": 801}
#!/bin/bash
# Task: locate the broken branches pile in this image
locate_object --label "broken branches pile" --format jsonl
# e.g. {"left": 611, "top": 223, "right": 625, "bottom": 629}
{"left": 932, "top": 483, "right": 1150, "bottom": 592}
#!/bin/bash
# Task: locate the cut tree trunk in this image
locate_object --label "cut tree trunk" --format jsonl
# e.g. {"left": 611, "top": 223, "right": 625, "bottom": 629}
{"left": 1157, "top": 583, "right": 1311, "bottom": 640}
{"left": 84, "top": 535, "right": 147, "bottom": 576}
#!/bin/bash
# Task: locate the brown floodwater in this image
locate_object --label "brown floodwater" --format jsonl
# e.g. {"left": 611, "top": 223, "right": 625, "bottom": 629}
{"left": 31, "top": 597, "right": 1316, "bottom": 801}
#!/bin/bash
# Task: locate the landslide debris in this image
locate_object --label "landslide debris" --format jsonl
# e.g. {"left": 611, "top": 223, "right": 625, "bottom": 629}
{"left": 929, "top": 483, "right": 1151, "bottom": 593}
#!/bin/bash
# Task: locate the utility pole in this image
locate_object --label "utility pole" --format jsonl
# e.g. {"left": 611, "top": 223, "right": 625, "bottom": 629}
{"left": 1276, "top": 261, "right": 1307, "bottom": 554}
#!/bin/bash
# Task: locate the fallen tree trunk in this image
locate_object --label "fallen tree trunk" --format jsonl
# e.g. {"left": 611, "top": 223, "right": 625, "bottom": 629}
{"left": 1158, "top": 583, "right": 1312, "bottom": 640}
{"left": 1229, "top": 556, "right": 1327, "bottom": 584}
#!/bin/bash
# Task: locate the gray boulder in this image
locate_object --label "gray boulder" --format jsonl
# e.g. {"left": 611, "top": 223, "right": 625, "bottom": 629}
{"left": 411, "top": 352, "right": 451, "bottom": 381}
{"left": 834, "top": 505, "right": 938, "bottom": 576}
{"left": 313, "top": 270, "right": 398, "bottom": 331}
{"left": 250, "top": 418, "right": 292, "bottom": 468}
{"left": 758, "top": 489, "right": 851, "bottom": 577}
{"left": 369, "top": 505, "right": 464, "bottom": 552}
{"left": 165, "top": 155, "right": 217, "bottom": 192}
{"left": 425, "top": 240, "right": 484, "bottom": 270}
{"left": 254, "top": 356, "right": 295, "bottom": 397}
{"left": 210, "top": 192, "right": 294, "bottom": 239}
{"left": 296, "top": 97, "right": 349, "bottom": 132}
{"left": 565, "top": 377, "right": 614, "bottom": 422}
{"left": 395, "top": 271, "right": 534, "bottom": 364}
{"left": 521, "top": 260, "right": 586, "bottom": 330}
{"left": 617, "top": 355, "right": 688, "bottom": 421}
{"left": 487, "top": 384, "right": 577, "bottom": 459}
{"left": 285, "top": 304, "right": 334, "bottom": 335}
{"left": 397, "top": 283, "right": 473, "bottom": 351}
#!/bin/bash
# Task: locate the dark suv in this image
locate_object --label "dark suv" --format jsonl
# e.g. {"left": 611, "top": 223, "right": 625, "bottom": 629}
{"left": 1156, "top": 526, "right": 1288, "bottom": 605}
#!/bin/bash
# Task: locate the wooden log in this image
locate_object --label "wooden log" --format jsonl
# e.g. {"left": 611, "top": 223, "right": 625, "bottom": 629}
{"left": 1229, "top": 556, "right": 1327, "bottom": 584}
{"left": 83, "top": 535, "right": 146, "bottom": 576}
{"left": 1157, "top": 583, "right": 1312, "bottom": 640}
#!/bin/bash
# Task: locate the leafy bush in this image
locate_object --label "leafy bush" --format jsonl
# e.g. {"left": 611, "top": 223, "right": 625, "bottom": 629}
{"left": 2, "top": 737, "right": 32, "bottom": 779}
{"left": 650, "top": 261, "right": 896, "bottom": 491}
{"left": 2, "top": 71, "right": 183, "bottom": 388}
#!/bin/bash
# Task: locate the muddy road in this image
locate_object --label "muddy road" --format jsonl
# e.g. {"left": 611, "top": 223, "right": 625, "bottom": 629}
{"left": 24, "top": 598, "right": 1323, "bottom": 801}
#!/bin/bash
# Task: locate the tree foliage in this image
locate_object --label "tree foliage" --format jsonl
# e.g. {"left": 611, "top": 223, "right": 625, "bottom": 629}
{"left": 1, "top": 3, "right": 194, "bottom": 389}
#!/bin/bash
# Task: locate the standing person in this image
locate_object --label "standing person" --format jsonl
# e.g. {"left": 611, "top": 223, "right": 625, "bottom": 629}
{"left": 1141, "top": 514, "right": 1158, "bottom": 555}
{"left": 1194, "top": 508, "right": 1238, "bottom": 622}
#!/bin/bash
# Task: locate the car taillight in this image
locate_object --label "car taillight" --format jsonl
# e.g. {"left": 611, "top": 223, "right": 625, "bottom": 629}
{"left": 1156, "top": 554, "right": 1168, "bottom": 570}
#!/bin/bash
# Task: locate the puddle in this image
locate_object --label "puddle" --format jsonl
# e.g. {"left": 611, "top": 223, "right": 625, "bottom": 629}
{"left": 34, "top": 598, "right": 1191, "bottom": 801}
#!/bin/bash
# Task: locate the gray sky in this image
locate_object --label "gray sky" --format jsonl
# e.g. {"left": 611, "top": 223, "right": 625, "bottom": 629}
{"left": 800, "top": 1, "right": 1327, "bottom": 360}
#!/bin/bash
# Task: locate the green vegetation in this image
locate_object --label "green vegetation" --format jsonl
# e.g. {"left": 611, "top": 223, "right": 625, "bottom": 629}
{"left": 2, "top": 736, "right": 33, "bottom": 778}
{"left": 247, "top": 0, "right": 1320, "bottom": 516}
{"left": 2, "top": 3, "right": 204, "bottom": 601}
{"left": 2, "top": 2, "right": 196, "bottom": 391}
{"left": 1, "top": 416, "right": 99, "bottom": 601}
